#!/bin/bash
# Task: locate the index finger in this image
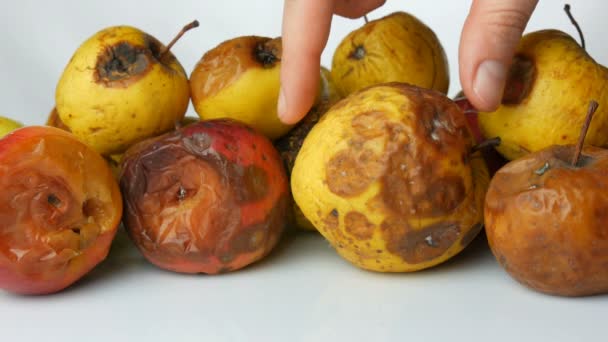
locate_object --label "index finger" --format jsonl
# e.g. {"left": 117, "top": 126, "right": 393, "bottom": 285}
{"left": 278, "top": 0, "right": 335, "bottom": 125}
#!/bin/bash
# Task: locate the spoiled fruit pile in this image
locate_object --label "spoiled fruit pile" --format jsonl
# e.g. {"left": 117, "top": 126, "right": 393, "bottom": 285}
{"left": 1, "top": 4, "right": 607, "bottom": 299}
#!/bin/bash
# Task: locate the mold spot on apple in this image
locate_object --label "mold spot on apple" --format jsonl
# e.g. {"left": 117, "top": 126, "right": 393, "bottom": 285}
{"left": 94, "top": 42, "right": 153, "bottom": 87}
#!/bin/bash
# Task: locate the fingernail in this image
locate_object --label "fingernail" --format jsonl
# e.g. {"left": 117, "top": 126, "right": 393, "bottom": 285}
{"left": 473, "top": 60, "right": 507, "bottom": 111}
{"left": 277, "top": 87, "right": 288, "bottom": 123}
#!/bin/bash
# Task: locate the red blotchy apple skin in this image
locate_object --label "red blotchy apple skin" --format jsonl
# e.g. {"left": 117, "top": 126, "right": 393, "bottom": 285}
{"left": 120, "top": 119, "right": 289, "bottom": 274}
{"left": 0, "top": 126, "right": 122, "bottom": 295}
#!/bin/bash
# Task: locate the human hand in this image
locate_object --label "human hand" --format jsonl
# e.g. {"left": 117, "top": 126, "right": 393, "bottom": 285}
{"left": 278, "top": 0, "right": 539, "bottom": 125}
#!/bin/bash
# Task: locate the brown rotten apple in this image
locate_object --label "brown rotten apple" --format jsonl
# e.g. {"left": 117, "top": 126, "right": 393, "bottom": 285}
{"left": 485, "top": 101, "right": 608, "bottom": 296}
{"left": 0, "top": 126, "right": 122, "bottom": 295}
{"left": 119, "top": 119, "right": 290, "bottom": 274}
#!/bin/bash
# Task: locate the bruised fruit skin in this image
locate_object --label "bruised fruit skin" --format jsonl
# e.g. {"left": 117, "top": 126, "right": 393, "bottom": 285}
{"left": 0, "top": 126, "right": 122, "bottom": 294}
{"left": 331, "top": 12, "right": 449, "bottom": 97}
{"left": 0, "top": 116, "right": 23, "bottom": 138}
{"left": 55, "top": 25, "right": 190, "bottom": 155}
{"left": 485, "top": 145, "right": 608, "bottom": 297}
{"left": 478, "top": 30, "right": 608, "bottom": 160}
{"left": 291, "top": 83, "right": 489, "bottom": 272}
{"left": 120, "top": 119, "right": 289, "bottom": 274}
{"left": 190, "top": 36, "right": 328, "bottom": 140}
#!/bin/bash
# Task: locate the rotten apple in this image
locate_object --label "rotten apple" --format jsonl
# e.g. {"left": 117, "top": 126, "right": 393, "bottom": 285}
{"left": 485, "top": 101, "right": 608, "bottom": 296}
{"left": 0, "top": 126, "right": 122, "bottom": 295}
{"left": 119, "top": 119, "right": 289, "bottom": 274}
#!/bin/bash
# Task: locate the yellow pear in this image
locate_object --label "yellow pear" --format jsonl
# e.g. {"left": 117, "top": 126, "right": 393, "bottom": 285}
{"left": 55, "top": 21, "right": 197, "bottom": 155}
{"left": 331, "top": 11, "right": 449, "bottom": 97}
{"left": 0, "top": 116, "right": 23, "bottom": 138}
{"left": 291, "top": 83, "right": 489, "bottom": 272}
{"left": 190, "top": 36, "right": 327, "bottom": 140}
{"left": 478, "top": 29, "right": 608, "bottom": 160}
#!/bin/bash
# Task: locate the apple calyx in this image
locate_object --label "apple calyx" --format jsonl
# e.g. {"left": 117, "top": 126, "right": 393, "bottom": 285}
{"left": 564, "top": 4, "right": 586, "bottom": 50}
{"left": 158, "top": 20, "right": 200, "bottom": 60}
{"left": 254, "top": 38, "right": 281, "bottom": 68}
{"left": 572, "top": 100, "right": 599, "bottom": 166}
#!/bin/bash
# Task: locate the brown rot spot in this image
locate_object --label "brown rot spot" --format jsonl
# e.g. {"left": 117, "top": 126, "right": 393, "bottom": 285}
{"left": 383, "top": 220, "right": 461, "bottom": 264}
{"left": 231, "top": 164, "right": 269, "bottom": 204}
{"left": 502, "top": 54, "right": 536, "bottom": 105}
{"left": 349, "top": 45, "right": 366, "bottom": 60}
{"left": 351, "top": 111, "right": 387, "bottom": 138}
{"left": 253, "top": 37, "right": 282, "bottom": 68}
{"left": 94, "top": 41, "right": 153, "bottom": 88}
{"left": 89, "top": 127, "right": 102, "bottom": 133}
{"left": 326, "top": 149, "right": 384, "bottom": 197}
{"left": 381, "top": 146, "right": 466, "bottom": 217}
{"left": 460, "top": 223, "right": 483, "bottom": 247}
{"left": 344, "top": 211, "right": 375, "bottom": 240}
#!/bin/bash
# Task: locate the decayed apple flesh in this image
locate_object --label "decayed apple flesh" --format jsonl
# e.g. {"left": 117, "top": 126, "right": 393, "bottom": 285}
{"left": 0, "top": 126, "right": 122, "bottom": 294}
{"left": 120, "top": 119, "right": 289, "bottom": 274}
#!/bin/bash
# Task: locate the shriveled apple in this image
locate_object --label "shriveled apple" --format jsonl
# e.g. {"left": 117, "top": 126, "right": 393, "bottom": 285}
{"left": 0, "top": 126, "right": 122, "bottom": 295}
{"left": 485, "top": 101, "right": 608, "bottom": 296}
{"left": 120, "top": 119, "right": 289, "bottom": 274}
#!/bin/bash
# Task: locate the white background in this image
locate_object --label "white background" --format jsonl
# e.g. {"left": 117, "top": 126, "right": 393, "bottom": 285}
{"left": 1, "top": 1, "right": 608, "bottom": 341}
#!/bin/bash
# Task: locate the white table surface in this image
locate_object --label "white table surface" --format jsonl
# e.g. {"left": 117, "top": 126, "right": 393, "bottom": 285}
{"left": 1, "top": 228, "right": 606, "bottom": 342}
{"left": 2, "top": 1, "right": 607, "bottom": 341}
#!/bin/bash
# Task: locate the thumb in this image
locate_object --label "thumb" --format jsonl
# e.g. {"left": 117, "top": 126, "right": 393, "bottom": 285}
{"left": 459, "top": 0, "right": 538, "bottom": 112}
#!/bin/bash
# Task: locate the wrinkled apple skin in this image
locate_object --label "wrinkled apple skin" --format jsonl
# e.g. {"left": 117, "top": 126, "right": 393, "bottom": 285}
{"left": 0, "top": 126, "right": 122, "bottom": 295}
{"left": 485, "top": 145, "right": 608, "bottom": 297}
{"left": 120, "top": 119, "right": 289, "bottom": 274}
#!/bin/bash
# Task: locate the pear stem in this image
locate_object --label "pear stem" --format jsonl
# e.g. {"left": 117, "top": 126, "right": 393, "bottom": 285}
{"left": 159, "top": 20, "right": 200, "bottom": 59}
{"left": 564, "top": 4, "right": 586, "bottom": 50}
{"left": 572, "top": 100, "right": 598, "bottom": 166}
{"left": 364, "top": 15, "right": 369, "bottom": 24}
{"left": 471, "top": 137, "right": 501, "bottom": 153}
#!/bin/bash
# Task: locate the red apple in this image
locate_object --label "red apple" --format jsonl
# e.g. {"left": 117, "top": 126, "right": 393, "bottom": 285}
{"left": 0, "top": 126, "right": 122, "bottom": 295}
{"left": 119, "top": 119, "right": 289, "bottom": 274}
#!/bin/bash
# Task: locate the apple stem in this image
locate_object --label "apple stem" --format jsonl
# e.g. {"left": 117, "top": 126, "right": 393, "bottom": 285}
{"left": 159, "top": 20, "right": 200, "bottom": 60}
{"left": 564, "top": 4, "right": 586, "bottom": 50}
{"left": 572, "top": 100, "right": 598, "bottom": 166}
{"left": 364, "top": 15, "right": 369, "bottom": 24}
{"left": 471, "top": 137, "right": 501, "bottom": 153}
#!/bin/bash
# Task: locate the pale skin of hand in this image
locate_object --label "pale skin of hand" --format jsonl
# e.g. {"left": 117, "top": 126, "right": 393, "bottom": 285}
{"left": 277, "top": 0, "right": 539, "bottom": 125}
